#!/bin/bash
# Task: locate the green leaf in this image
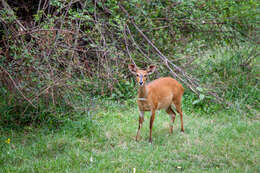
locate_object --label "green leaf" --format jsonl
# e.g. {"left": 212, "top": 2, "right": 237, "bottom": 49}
{"left": 199, "top": 94, "right": 205, "bottom": 100}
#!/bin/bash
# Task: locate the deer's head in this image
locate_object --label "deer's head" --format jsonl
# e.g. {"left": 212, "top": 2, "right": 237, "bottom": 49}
{"left": 128, "top": 64, "right": 156, "bottom": 86}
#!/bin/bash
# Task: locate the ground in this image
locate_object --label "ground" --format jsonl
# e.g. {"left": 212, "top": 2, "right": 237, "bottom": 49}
{"left": 1, "top": 101, "right": 259, "bottom": 172}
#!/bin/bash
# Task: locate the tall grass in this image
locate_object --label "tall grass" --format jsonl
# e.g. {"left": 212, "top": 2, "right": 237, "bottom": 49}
{"left": 190, "top": 43, "right": 259, "bottom": 112}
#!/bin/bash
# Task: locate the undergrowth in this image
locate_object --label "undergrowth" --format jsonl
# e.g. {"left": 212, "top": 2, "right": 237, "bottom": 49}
{"left": 189, "top": 43, "right": 259, "bottom": 112}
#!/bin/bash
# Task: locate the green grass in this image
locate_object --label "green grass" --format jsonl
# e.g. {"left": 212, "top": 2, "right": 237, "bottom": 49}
{"left": 1, "top": 101, "right": 259, "bottom": 172}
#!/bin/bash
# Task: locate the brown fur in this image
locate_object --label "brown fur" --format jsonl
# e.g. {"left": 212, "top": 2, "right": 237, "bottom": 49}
{"left": 129, "top": 64, "right": 184, "bottom": 143}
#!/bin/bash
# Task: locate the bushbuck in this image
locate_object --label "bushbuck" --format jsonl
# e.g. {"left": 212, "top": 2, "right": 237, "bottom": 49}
{"left": 128, "top": 64, "right": 184, "bottom": 143}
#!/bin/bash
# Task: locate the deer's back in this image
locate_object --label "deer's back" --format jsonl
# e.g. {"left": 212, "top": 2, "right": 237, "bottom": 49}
{"left": 146, "top": 77, "right": 184, "bottom": 109}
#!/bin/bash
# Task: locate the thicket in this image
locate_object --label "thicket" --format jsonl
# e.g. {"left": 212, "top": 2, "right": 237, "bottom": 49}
{"left": 0, "top": 0, "right": 259, "bottom": 126}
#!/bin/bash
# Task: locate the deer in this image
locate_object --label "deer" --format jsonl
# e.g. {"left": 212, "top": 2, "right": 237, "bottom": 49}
{"left": 128, "top": 64, "right": 184, "bottom": 143}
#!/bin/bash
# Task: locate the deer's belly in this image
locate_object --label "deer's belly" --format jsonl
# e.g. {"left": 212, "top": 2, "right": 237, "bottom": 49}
{"left": 156, "top": 95, "right": 173, "bottom": 109}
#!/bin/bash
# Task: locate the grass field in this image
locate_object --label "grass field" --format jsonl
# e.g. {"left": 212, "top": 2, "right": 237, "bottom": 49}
{"left": 1, "top": 100, "right": 259, "bottom": 172}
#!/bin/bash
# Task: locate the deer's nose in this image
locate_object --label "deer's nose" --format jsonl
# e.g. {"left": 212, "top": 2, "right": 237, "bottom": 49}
{"left": 139, "top": 75, "right": 144, "bottom": 85}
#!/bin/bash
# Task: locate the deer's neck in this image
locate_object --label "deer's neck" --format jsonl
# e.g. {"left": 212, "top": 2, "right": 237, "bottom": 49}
{"left": 138, "top": 85, "right": 147, "bottom": 99}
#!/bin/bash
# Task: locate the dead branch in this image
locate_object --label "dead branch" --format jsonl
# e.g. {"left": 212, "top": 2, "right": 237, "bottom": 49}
{"left": 123, "top": 24, "right": 135, "bottom": 65}
{"left": 125, "top": 24, "right": 155, "bottom": 63}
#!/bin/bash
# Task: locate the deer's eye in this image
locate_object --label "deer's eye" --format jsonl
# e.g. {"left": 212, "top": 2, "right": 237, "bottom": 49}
{"left": 136, "top": 74, "right": 139, "bottom": 77}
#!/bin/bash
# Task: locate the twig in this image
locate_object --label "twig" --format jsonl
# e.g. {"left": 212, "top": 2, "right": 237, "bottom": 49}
{"left": 143, "top": 25, "right": 170, "bottom": 32}
{"left": 34, "top": 0, "right": 42, "bottom": 26}
{"left": 123, "top": 24, "right": 135, "bottom": 65}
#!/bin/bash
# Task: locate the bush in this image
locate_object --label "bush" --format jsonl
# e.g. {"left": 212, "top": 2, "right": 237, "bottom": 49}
{"left": 0, "top": 0, "right": 259, "bottom": 126}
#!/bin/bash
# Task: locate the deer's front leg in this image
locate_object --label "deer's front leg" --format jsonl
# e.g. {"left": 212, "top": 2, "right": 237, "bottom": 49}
{"left": 136, "top": 111, "right": 144, "bottom": 141}
{"left": 149, "top": 109, "right": 155, "bottom": 143}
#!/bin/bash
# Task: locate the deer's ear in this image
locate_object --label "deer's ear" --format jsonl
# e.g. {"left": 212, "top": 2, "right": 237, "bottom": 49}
{"left": 128, "top": 64, "right": 137, "bottom": 74}
{"left": 147, "top": 65, "right": 156, "bottom": 75}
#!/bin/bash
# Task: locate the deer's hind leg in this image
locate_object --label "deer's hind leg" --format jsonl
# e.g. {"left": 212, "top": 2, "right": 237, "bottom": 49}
{"left": 173, "top": 99, "right": 184, "bottom": 132}
{"left": 166, "top": 106, "right": 176, "bottom": 134}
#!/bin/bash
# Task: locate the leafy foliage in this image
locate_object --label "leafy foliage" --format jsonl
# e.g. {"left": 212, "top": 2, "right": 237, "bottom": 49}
{"left": 0, "top": 0, "right": 259, "bottom": 125}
